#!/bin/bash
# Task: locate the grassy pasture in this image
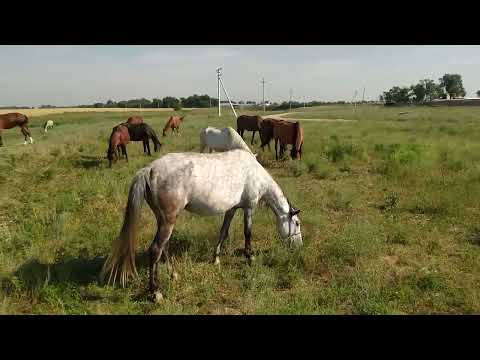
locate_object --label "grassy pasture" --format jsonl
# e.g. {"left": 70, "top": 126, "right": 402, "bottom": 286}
{"left": 0, "top": 105, "right": 479, "bottom": 314}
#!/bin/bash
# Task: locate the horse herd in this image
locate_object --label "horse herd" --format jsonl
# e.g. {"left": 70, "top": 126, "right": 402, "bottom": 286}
{"left": 106, "top": 114, "right": 304, "bottom": 168}
{"left": 1, "top": 111, "right": 304, "bottom": 302}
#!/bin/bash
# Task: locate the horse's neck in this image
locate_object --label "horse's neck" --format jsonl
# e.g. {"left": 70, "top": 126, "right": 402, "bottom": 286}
{"left": 262, "top": 176, "right": 289, "bottom": 217}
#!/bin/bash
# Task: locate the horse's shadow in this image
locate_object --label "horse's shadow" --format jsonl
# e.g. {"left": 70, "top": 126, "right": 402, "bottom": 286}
{"left": 71, "top": 155, "right": 104, "bottom": 170}
{"left": 13, "top": 251, "right": 149, "bottom": 290}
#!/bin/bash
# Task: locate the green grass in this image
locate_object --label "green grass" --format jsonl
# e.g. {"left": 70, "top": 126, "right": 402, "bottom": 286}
{"left": 1, "top": 105, "right": 479, "bottom": 314}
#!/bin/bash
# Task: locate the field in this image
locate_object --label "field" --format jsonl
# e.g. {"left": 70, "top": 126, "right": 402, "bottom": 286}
{"left": 0, "top": 105, "right": 479, "bottom": 314}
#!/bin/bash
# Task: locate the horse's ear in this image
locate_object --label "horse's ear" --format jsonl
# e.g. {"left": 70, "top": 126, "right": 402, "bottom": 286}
{"left": 254, "top": 153, "right": 258, "bottom": 157}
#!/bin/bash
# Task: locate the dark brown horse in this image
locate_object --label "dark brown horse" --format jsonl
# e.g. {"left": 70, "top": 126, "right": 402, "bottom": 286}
{"left": 273, "top": 121, "right": 304, "bottom": 160}
{"left": 0, "top": 112, "right": 33, "bottom": 146}
{"left": 122, "top": 122, "right": 162, "bottom": 155}
{"left": 259, "top": 118, "right": 290, "bottom": 151}
{"left": 237, "top": 115, "right": 263, "bottom": 145}
{"left": 163, "top": 116, "right": 184, "bottom": 136}
{"left": 126, "top": 116, "right": 143, "bottom": 125}
{"left": 107, "top": 125, "right": 130, "bottom": 167}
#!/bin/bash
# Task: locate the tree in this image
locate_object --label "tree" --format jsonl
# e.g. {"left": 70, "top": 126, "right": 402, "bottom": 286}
{"left": 410, "top": 83, "right": 426, "bottom": 103}
{"left": 439, "top": 74, "right": 466, "bottom": 99}
{"left": 382, "top": 86, "right": 412, "bottom": 103}
{"left": 476, "top": 90, "right": 480, "bottom": 97}
{"left": 161, "top": 96, "right": 181, "bottom": 108}
{"left": 105, "top": 99, "right": 116, "bottom": 107}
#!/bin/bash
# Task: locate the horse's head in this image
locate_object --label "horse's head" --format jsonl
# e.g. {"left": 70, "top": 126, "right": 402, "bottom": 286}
{"left": 276, "top": 200, "right": 302, "bottom": 248}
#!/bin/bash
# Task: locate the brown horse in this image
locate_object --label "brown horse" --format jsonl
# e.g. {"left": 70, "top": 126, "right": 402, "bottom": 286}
{"left": 0, "top": 112, "right": 33, "bottom": 146}
{"left": 107, "top": 125, "right": 130, "bottom": 167}
{"left": 126, "top": 116, "right": 143, "bottom": 125}
{"left": 259, "top": 118, "right": 290, "bottom": 151}
{"left": 273, "top": 121, "right": 304, "bottom": 160}
{"left": 237, "top": 115, "right": 263, "bottom": 145}
{"left": 163, "top": 116, "right": 184, "bottom": 136}
{"left": 114, "top": 122, "right": 162, "bottom": 156}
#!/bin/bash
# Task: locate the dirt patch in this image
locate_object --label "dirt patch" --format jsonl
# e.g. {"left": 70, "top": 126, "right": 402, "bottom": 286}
{"left": 262, "top": 112, "right": 357, "bottom": 123}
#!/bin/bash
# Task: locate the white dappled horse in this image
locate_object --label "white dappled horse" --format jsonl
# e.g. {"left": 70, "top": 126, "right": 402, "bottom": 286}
{"left": 200, "top": 126, "right": 257, "bottom": 156}
{"left": 101, "top": 149, "right": 302, "bottom": 301}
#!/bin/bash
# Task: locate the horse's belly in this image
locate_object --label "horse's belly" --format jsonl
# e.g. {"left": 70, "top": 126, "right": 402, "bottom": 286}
{"left": 185, "top": 189, "right": 242, "bottom": 216}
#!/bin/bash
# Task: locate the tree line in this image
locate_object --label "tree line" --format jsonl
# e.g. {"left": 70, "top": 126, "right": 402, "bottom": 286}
{"left": 380, "top": 74, "right": 476, "bottom": 104}
{"left": 78, "top": 94, "right": 218, "bottom": 110}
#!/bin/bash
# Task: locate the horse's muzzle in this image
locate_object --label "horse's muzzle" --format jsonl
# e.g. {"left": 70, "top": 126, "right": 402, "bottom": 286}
{"left": 290, "top": 233, "right": 303, "bottom": 248}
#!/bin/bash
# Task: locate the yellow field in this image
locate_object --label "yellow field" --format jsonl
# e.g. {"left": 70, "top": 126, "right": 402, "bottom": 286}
{"left": 0, "top": 107, "right": 191, "bottom": 118}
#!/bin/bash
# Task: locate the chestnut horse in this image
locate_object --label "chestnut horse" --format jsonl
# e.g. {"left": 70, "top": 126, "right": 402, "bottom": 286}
{"left": 163, "top": 116, "right": 184, "bottom": 136}
{"left": 259, "top": 118, "right": 289, "bottom": 151}
{"left": 126, "top": 116, "right": 143, "bottom": 125}
{"left": 236, "top": 115, "right": 263, "bottom": 145}
{"left": 0, "top": 112, "right": 33, "bottom": 146}
{"left": 273, "top": 121, "right": 304, "bottom": 160}
{"left": 107, "top": 125, "right": 130, "bottom": 167}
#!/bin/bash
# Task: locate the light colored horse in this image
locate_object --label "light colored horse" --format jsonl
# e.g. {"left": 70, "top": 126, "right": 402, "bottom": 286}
{"left": 44, "top": 120, "right": 54, "bottom": 133}
{"left": 199, "top": 126, "right": 257, "bottom": 156}
{"left": 101, "top": 149, "right": 302, "bottom": 301}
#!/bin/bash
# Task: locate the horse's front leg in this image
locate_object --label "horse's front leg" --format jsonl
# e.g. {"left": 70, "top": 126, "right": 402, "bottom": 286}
{"left": 146, "top": 139, "right": 152, "bottom": 156}
{"left": 214, "top": 208, "right": 237, "bottom": 265}
{"left": 0, "top": 130, "right": 3, "bottom": 147}
{"left": 243, "top": 207, "right": 254, "bottom": 265}
{"left": 251, "top": 131, "right": 255, "bottom": 145}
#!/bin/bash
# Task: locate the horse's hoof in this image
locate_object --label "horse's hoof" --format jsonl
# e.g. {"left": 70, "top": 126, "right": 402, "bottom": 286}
{"left": 171, "top": 271, "right": 179, "bottom": 281}
{"left": 153, "top": 291, "right": 164, "bottom": 303}
{"left": 214, "top": 257, "right": 221, "bottom": 266}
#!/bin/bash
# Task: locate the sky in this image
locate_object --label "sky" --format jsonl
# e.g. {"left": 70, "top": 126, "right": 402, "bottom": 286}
{"left": 1, "top": 45, "right": 480, "bottom": 107}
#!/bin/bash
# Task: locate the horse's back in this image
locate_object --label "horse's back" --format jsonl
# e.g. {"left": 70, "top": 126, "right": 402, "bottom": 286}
{"left": 237, "top": 115, "right": 262, "bottom": 130}
{"left": 147, "top": 151, "right": 263, "bottom": 214}
{"left": 0, "top": 112, "right": 28, "bottom": 128}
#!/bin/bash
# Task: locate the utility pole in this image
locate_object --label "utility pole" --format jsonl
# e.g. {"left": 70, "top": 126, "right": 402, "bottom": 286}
{"left": 217, "top": 67, "right": 222, "bottom": 117}
{"left": 362, "top": 86, "right": 365, "bottom": 104}
{"left": 218, "top": 72, "right": 238, "bottom": 118}
{"left": 261, "top": 77, "right": 266, "bottom": 112}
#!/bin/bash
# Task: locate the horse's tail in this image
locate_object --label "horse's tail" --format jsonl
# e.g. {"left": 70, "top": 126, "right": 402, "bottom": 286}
{"left": 294, "top": 121, "right": 302, "bottom": 150}
{"left": 100, "top": 167, "right": 150, "bottom": 287}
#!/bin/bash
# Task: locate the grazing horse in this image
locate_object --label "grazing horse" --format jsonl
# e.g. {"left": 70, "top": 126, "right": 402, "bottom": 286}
{"left": 0, "top": 112, "right": 33, "bottom": 146}
{"left": 199, "top": 126, "right": 256, "bottom": 156}
{"left": 126, "top": 116, "right": 143, "bottom": 125}
{"left": 162, "top": 116, "right": 184, "bottom": 136}
{"left": 118, "top": 122, "right": 162, "bottom": 156}
{"left": 107, "top": 125, "right": 130, "bottom": 167}
{"left": 259, "top": 118, "right": 289, "bottom": 151}
{"left": 100, "top": 150, "right": 303, "bottom": 300}
{"left": 44, "top": 120, "right": 54, "bottom": 133}
{"left": 273, "top": 121, "right": 304, "bottom": 160}
{"left": 237, "top": 115, "right": 263, "bottom": 145}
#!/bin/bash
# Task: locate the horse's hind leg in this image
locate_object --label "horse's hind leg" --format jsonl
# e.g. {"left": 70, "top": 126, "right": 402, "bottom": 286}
{"left": 251, "top": 131, "right": 255, "bottom": 145}
{"left": 275, "top": 138, "right": 279, "bottom": 160}
{"left": 148, "top": 220, "right": 175, "bottom": 299}
{"left": 214, "top": 208, "right": 237, "bottom": 265}
{"left": 0, "top": 130, "right": 3, "bottom": 147}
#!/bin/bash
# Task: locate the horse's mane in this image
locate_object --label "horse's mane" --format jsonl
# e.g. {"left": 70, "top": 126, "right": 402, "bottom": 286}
{"left": 226, "top": 127, "right": 254, "bottom": 154}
